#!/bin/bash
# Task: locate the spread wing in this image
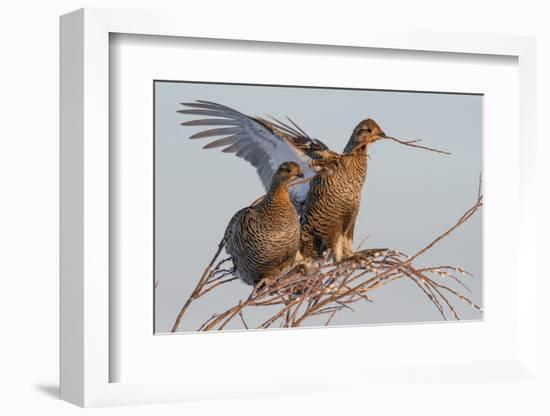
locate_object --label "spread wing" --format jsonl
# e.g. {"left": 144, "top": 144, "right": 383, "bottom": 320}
{"left": 178, "top": 100, "right": 331, "bottom": 211}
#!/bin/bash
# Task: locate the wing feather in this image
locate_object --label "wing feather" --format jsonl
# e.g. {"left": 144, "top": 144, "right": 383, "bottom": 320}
{"left": 179, "top": 100, "right": 330, "bottom": 211}
{"left": 189, "top": 127, "right": 241, "bottom": 139}
{"left": 182, "top": 118, "right": 240, "bottom": 127}
{"left": 202, "top": 136, "right": 238, "bottom": 149}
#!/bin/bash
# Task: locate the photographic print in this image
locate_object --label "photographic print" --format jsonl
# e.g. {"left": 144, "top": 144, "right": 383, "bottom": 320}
{"left": 154, "top": 81, "right": 483, "bottom": 333}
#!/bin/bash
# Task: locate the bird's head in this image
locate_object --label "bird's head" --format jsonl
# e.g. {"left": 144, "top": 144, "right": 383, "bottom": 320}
{"left": 273, "top": 161, "right": 305, "bottom": 185}
{"left": 345, "top": 118, "right": 386, "bottom": 152}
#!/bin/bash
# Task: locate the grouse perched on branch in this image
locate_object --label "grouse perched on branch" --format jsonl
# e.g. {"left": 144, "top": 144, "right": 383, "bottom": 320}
{"left": 179, "top": 100, "right": 387, "bottom": 264}
{"left": 222, "top": 162, "right": 304, "bottom": 286}
{"left": 300, "top": 119, "right": 385, "bottom": 263}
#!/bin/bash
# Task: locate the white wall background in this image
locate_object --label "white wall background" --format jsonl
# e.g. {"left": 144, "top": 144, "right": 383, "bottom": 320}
{"left": 0, "top": 1, "right": 548, "bottom": 415}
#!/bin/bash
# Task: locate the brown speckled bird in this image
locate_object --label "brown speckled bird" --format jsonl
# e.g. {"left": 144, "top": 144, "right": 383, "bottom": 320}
{"left": 223, "top": 162, "right": 304, "bottom": 286}
{"left": 300, "top": 119, "right": 386, "bottom": 263}
{"left": 179, "top": 100, "right": 387, "bottom": 265}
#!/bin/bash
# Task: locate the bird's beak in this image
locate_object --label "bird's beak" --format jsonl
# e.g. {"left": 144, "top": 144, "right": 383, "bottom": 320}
{"left": 297, "top": 171, "right": 305, "bottom": 178}
{"left": 376, "top": 131, "right": 387, "bottom": 141}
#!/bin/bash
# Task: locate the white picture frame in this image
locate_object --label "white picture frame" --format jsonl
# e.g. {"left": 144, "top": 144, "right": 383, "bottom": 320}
{"left": 60, "top": 7, "right": 538, "bottom": 407}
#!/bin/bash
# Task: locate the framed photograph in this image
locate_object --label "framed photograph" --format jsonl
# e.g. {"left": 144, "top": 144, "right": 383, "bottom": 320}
{"left": 155, "top": 80, "right": 483, "bottom": 334}
{"left": 60, "top": 8, "right": 538, "bottom": 407}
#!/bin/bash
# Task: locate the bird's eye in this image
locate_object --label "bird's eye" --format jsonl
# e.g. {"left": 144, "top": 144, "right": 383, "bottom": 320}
{"left": 366, "top": 128, "right": 372, "bottom": 134}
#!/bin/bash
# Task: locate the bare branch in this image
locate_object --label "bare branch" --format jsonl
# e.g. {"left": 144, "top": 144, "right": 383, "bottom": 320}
{"left": 385, "top": 136, "right": 452, "bottom": 155}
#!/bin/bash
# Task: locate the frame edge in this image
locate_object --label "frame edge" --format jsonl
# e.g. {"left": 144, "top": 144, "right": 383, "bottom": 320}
{"left": 59, "top": 8, "right": 85, "bottom": 407}
{"left": 58, "top": 6, "right": 540, "bottom": 407}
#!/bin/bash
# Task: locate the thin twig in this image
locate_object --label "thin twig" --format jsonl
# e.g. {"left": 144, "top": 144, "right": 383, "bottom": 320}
{"left": 385, "top": 136, "right": 452, "bottom": 155}
{"left": 171, "top": 240, "right": 225, "bottom": 332}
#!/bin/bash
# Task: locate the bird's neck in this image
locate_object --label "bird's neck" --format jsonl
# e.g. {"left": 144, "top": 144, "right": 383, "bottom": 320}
{"left": 342, "top": 147, "right": 368, "bottom": 179}
{"left": 262, "top": 181, "right": 292, "bottom": 210}
{"left": 343, "top": 138, "right": 369, "bottom": 155}
{"left": 343, "top": 141, "right": 369, "bottom": 161}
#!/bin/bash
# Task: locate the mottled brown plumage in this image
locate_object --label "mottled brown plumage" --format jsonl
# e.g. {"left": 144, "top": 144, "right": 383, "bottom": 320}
{"left": 301, "top": 119, "right": 386, "bottom": 263}
{"left": 223, "top": 162, "right": 304, "bottom": 285}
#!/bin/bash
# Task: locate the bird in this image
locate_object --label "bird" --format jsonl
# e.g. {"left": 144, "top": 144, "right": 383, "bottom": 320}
{"left": 178, "top": 100, "right": 387, "bottom": 264}
{"left": 300, "top": 119, "right": 385, "bottom": 263}
{"left": 222, "top": 161, "right": 304, "bottom": 286}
